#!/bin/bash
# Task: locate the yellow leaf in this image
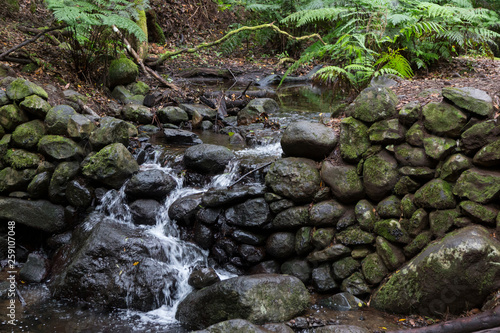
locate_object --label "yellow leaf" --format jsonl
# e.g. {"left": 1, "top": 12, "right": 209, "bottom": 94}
{"left": 399, "top": 318, "right": 406, "bottom": 322}
{"left": 133, "top": 261, "right": 139, "bottom": 266}
{"left": 119, "top": 270, "right": 123, "bottom": 275}
{"left": 380, "top": 327, "right": 387, "bottom": 330}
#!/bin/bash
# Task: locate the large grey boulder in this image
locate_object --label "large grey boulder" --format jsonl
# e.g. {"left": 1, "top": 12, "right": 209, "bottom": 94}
{"left": 180, "top": 103, "right": 217, "bottom": 121}
{"left": 225, "top": 198, "right": 271, "bottom": 227}
{"left": 371, "top": 226, "right": 500, "bottom": 316}
{"left": 81, "top": 143, "right": 139, "bottom": 189}
{"left": 0, "top": 197, "right": 65, "bottom": 232}
{"left": 350, "top": 86, "right": 398, "bottom": 123}
{"left": 184, "top": 144, "right": 235, "bottom": 174}
{"left": 281, "top": 121, "right": 338, "bottom": 160}
{"left": 157, "top": 106, "right": 189, "bottom": 125}
{"left": 175, "top": 274, "right": 310, "bottom": 330}
{"left": 265, "top": 158, "right": 320, "bottom": 203}
{"left": 442, "top": 86, "right": 494, "bottom": 118}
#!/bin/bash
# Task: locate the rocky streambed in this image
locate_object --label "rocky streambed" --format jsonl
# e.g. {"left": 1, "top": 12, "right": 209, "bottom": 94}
{"left": 1, "top": 64, "right": 500, "bottom": 333}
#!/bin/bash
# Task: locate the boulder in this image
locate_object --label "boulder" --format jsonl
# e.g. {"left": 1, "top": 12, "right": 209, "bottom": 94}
{"left": 0, "top": 167, "right": 36, "bottom": 193}
{"left": 121, "top": 103, "right": 153, "bottom": 124}
{"left": 281, "top": 121, "right": 338, "bottom": 160}
{"left": 265, "top": 157, "right": 320, "bottom": 203}
{"left": 38, "top": 135, "right": 82, "bottom": 160}
{"left": 361, "top": 253, "right": 389, "bottom": 284}
{"left": 225, "top": 198, "right": 271, "bottom": 228}
{"left": 405, "top": 122, "right": 425, "bottom": 147}
{"left": 0, "top": 104, "right": 28, "bottom": 131}
{"left": 175, "top": 274, "right": 310, "bottom": 329}
{"left": 473, "top": 138, "right": 500, "bottom": 167}
{"left": 399, "top": 101, "right": 421, "bottom": 126}
{"left": 376, "top": 195, "right": 401, "bottom": 219}
{"left": 335, "top": 227, "right": 375, "bottom": 245}
{"left": 368, "top": 119, "right": 406, "bottom": 144}
{"left": 157, "top": 106, "right": 189, "bottom": 125}
{"left": 321, "top": 163, "right": 364, "bottom": 203}
{"left": 48, "top": 161, "right": 80, "bottom": 203}
{"left": 423, "top": 135, "right": 456, "bottom": 160}
{"left": 67, "top": 114, "right": 96, "bottom": 140}
{"left": 414, "top": 179, "right": 456, "bottom": 210}
{"left": 168, "top": 193, "right": 202, "bottom": 226}
{"left": 307, "top": 244, "right": 351, "bottom": 263}
{"left": 422, "top": 102, "right": 467, "bottom": 138}
{"left": 350, "top": 86, "right": 398, "bottom": 123}
{"left": 332, "top": 257, "right": 361, "bottom": 280}
{"left": 266, "top": 232, "right": 295, "bottom": 259}
{"left": 374, "top": 219, "right": 411, "bottom": 244}
{"left": 108, "top": 58, "right": 138, "bottom": 88}
{"left": 339, "top": 117, "right": 370, "bottom": 163}
{"left": 50, "top": 215, "right": 201, "bottom": 311}
{"left": 309, "top": 200, "right": 346, "bottom": 227}
{"left": 19, "top": 94, "right": 51, "bottom": 118}
{"left": 179, "top": 103, "right": 217, "bottom": 121}
{"left": 66, "top": 179, "right": 93, "bottom": 208}
{"left": 429, "top": 209, "right": 460, "bottom": 237}
{"left": 27, "top": 171, "right": 51, "bottom": 198}
{"left": 237, "top": 98, "right": 279, "bottom": 125}
{"left": 90, "top": 117, "right": 135, "bottom": 149}
{"left": 375, "top": 236, "right": 405, "bottom": 271}
{"left": 130, "top": 199, "right": 161, "bottom": 225}
{"left": 341, "top": 272, "right": 371, "bottom": 296}
{"left": 184, "top": 144, "right": 235, "bottom": 174}
{"left": 453, "top": 168, "right": 500, "bottom": 204}
{"left": 460, "top": 120, "right": 500, "bottom": 152}
{"left": 12, "top": 119, "right": 46, "bottom": 149}
{"left": 81, "top": 143, "right": 139, "bottom": 189}
{"left": 442, "top": 87, "right": 494, "bottom": 118}
{"left": 127, "top": 81, "right": 150, "bottom": 95}
{"left": 363, "top": 151, "right": 399, "bottom": 201}
{"left": 202, "top": 185, "right": 265, "bottom": 207}
{"left": 45, "top": 105, "right": 78, "bottom": 135}
{"left": 6, "top": 78, "right": 48, "bottom": 101}
{"left": 371, "top": 226, "right": 500, "bottom": 316}
{"left": 272, "top": 206, "right": 309, "bottom": 229}
{"left": 188, "top": 267, "right": 220, "bottom": 289}
{"left": 4, "top": 148, "right": 40, "bottom": 169}
{"left": 394, "top": 144, "right": 434, "bottom": 167}
{"left": 437, "top": 154, "right": 471, "bottom": 182}
{"left": 19, "top": 252, "right": 49, "bottom": 283}
{"left": 312, "top": 264, "right": 338, "bottom": 292}
{"left": 163, "top": 128, "right": 203, "bottom": 145}
{"left": 0, "top": 197, "right": 65, "bottom": 232}
{"left": 125, "top": 169, "right": 177, "bottom": 199}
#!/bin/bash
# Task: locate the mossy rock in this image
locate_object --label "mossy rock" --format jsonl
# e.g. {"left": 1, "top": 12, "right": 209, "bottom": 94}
{"left": 341, "top": 272, "right": 371, "bottom": 296}
{"left": 67, "top": 114, "right": 96, "bottom": 140}
{"left": 355, "top": 199, "right": 379, "bottom": 232}
{"left": 4, "top": 149, "right": 41, "bottom": 169}
{"left": 236, "top": 98, "right": 279, "bottom": 125}
{"left": 111, "top": 85, "right": 132, "bottom": 103}
{"left": 339, "top": 117, "right": 370, "bottom": 163}
{"left": 403, "top": 231, "right": 432, "bottom": 258}
{"left": 81, "top": 143, "right": 139, "bottom": 189}
{"left": 376, "top": 195, "right": 401, "bottom": 219}
{"left": 321, "top": 162, "right": 364, "bottom": 204}
{"left": 442, "top": 86, "right": 494, "bottom": 118}
{"left": 459, "top": 200, "right": 498, "bottom": 225}
{"left": 371, "top": 226, "right": 500, "bottom": 316}
{"left": 437, "top": 154, "right": 471, "bottom": 182}
{"left": 423, "top": 135, "right": 457, "bottom": 160}
{"left": 460, "top": 120, "right": 500, "bottom": 152}
{"left": 27, "top": 171, "right": 51, "bottom": 199}
{"left": 108, "top": 58, "right": 139, "bottom": 88}
{"left": 401, "top": 194, "right": 417, "bottom": 219}
{"left": 335, "top": 227, "right": 375, "bottom": 245}
{"left": 309, "top": 200, "right": 346, "bottom": 227}
{"left": 408, "top": 208, "right": 429, "bottom": 237}
{"left": 414, "top": 179, "right": 456, "bottom": 210}
{"left": 0, "top": 90, "right": 9, "bottom": 106}
{"left": 38, "top": 135, "right": 82, "bottom": 160}
{"left": 6, "top": 78, "right": 48, "bottom": 101}
{"left": 473, "top": 138, "right": 500, "bottom": 167}
{"left": 422, "top": 102, "right": 467, "bottom": 138}
{"left": 12, "top": 119, "right": 46, "bottom": 149}
{"left": 368, "top": 119, "right": 406, "bottom": 144}
{"left": 394, "top": 176, "right": 421, "bottom": 196}
{"left": 361, "top": 253, "right": 388, "bottom": 284}
{"left": 374, "top": 219, "right": 411, "bottom": 244}
{"left": 0, "top": 104, "right": 29, "bottom": 131}
{"left": 363, "top": 151, "right": 399, "bottom": 201}
{"left": 376, "top": 236, "right": 405, "bottom": 271}
{"left": 157, "top": 106, "right": 189, "bottom": 125}
{"left": 312, "top": 264, "right": 338, "bottom": 293}
{"left": 394, "top": 143, "right": 434, "bottom": 167}
{"left": 429, "top": 209, "right": 460, "bottom": 237}
{"left": 0, "top": 134, "right": 11, "bottom": 157}
{"left": 0, "top": 167, "right": 36, "bottom": 193}
{"left": 272, "top": 205, "right": 309, "bottom": 229}
{"left": 121, "top": 103, "right": 153, "bottom": 124}
{"left": 90, "top": 117, "right": 136, "bottom": 149}
{"left": 281, "top": 259, "right": 312, "bottom": 283}
{"left": 350, "top": 86, "right": 398, "bottom": 123}
{"left": 453, "top": 168, "right": 500, "bottom": 204}
{"left": 45, "top": 105, "right": 78, "bottom": 135}
{"left": 281, "top": 121, "right": 338, "bottom": 160}
{"left": 127, "top": 81, "right": 150, "bottom": 96}
{"left": 311, "top": 228, "right": 335, "bottom": 249}
{"left": 48, "top": 161, "right": 80, "bottom": 204}
{"left": 399, "top": 166, "right": 435, "bottom": 180}
{"left": 332, "top": 257, "right": 361, "bottom": 280}
{"left": 399, "top": 101, "right": 421, "bottom": 126}
{"left": 405, "top": 122, "right": 425, "bottom": 147}
{"left": 19, "top": 94, "right": 52, "bottom": 119}
{"left": 295, "top": 227, "right": 314, "bottom": 255}
{"left": 307, "top": 244, "right": 351, "bottom": 264}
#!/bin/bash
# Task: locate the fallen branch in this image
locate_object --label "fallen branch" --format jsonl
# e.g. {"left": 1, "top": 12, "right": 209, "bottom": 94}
{"left": 149, "top": 23, "right": 325, "bottom": 67}
{"left": 0, "top": 25, "right": 67, "bottom": 60}
{"left": 111, "top": 25, "right": 180, "bottom": 91}
{"left": 388, "top": 305, "right": 500, "bottom": 333}
{"left": 229, "top": 161, "right": 274, "bottom": 188}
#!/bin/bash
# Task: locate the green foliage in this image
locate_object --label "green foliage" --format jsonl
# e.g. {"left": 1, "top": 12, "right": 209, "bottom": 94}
{"left": 46, "top": 0, "right": 149, "bottom": 82}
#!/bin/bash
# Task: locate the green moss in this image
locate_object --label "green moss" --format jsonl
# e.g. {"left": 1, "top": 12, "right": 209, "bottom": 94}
{"left": 4, "top": 149, "right": 40, "bottom": 169}
{"left": 12, "top": 119, "right": 45, "bottom": 149}
{"left": 336, "top": 227, "right": 375, "bottom": 245}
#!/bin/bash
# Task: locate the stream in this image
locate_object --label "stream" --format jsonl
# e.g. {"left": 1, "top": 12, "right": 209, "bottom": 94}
{"left": 0, "top": 84, "right": 405, "bottom": 332}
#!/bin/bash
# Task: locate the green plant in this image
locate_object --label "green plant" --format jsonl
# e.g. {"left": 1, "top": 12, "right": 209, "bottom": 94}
{"left": 46, "top": 0, "right": 149, "bottom": 82}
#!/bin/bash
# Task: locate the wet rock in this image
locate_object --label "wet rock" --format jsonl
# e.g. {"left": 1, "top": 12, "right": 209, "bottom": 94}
{"left": 473, "top": 138, "right": 500, "bottom": 167}
{"left": 429, "top": 209, "right": 460, "bottom": 237}
{"left": 121, "top": 103, "right": 153, "bottom": 124}
{"left": 48, "top": 161, "right": 80, "bottom": 204}
{"left": 307, "top": 244, "right": 351, "bottom": 264}
{"left": 399, "top": 101, "right": 421, "bottom": 126}
{"left": 90, "top": 117, "right": 135, "bottom": 149}
{"left": 194, "top": 222, "right": 214, "bottom": 250}
{"left": 453, "top": 168, "right": 500, "bottom": 204}
{"left": 202, "top": 185, "right": 265, "bottom": 207}
{"left": 408, "top": 208, "right": 429, "bottom": 237}
{"left": 168, "top": 193, "right": 203, "bottom": 226}
{"left": 335, "top": 227, "right": 375, "bottom": 246}
{"left": 311, "top": 228, "right": 335, "bottom": 249}
{"left": 66, "top": 179, "right": 93, "bottom": 208}
{"left": 38, "top": 135, "right": 82, "bottom": 160}
{"left": 401, "top": 194, "right": 417, "bottom": 218}
{"left": 188, "top": 267, "right": 220, "bottom": 289}
{"left": 336, "top": 209, "right": 357, "bottom": 230}
{"left": 368, "top": 118, "right": 406, "bottom": 144}
{"left": 184, "top": 144, "right": 235, "bottom": 174}
{"left": 19, "top": 252, "right": 49, "bottom": 283}
{"left": 442, "top": 86, "right": 494, "bottom": 118}
{"left": 376, "top": 237, "right": 405, "bottom": 271}
{"left": 350, "top": 86, "right": 398, "bottom": 123}
{"left": 0, "top": 167, "right": 36, "bottom": 193}
{"left": 249, "top": 261, "right": 280, "bottom": 275}
{"left": 281, "top": 259, "right": 312, "bottom": 283}
{"left": 67, "top": 114, "right": 95, "bottom": 140}
{"left": 295, "top": 227, "right": 313, "bottom": 255}
{"left": 12, "top": 119, "right": 46, "bottom": 149}
{"left": 363, "top": 151, "right": 399, "bottom": 201}
{"left": 225, "top": 198, "right": 271, "bottom": 227}
{"left": 180, "top": 103, "right": 217, "bottom": 121}
{"left": 374, "top": 219, "right": 411, "bottom": 244}
{"left": 163, "top": 128, "right": 203, "bottom": 145}
{"left": 266, "top": 232, "right": 295, "bottom": 259}
{"left": 269, "top": 199, "right": 294, "bottom": 214}
{"left": 193, "top": 319, "right": 271, "bottom": 333}
{"left": 318, "top": 292, "right": 366, "bottom": 312}
{"left": 81, "top": 143, "right": 139, "bottom": 189}
{"left": 339, "top": 117, "right": 370, "bottom": 163}
{"left": 237, "top": 98, "right": 279, "bottom": 125}
{"left": 272, "top": 206, "right": 309, "bottom": 229}
{"left": 399, "top": 166, "right": 435, "bottom": 180}
{"left": 0, "top": 104, "right": 28, "bottom": 131}
{"left": 196, "top": 207, "right": 221, "bottom": 225}
{"left": 266, "top": 157, "right": 320, "bottom": 203}
{"left": 232, "top": 229, "right": 266, "bottom": 245}
{"left": 19, "top": 94, "right": 51, "bottom": 118}
{"left": 403, "top": 231, "right": 433, "bottom": 258}
{"left": 355, "top": 199, "right": 379, "bottom": 232}
{"left": 125, "top": 169, "right": 177, "bottom": 199}
{"left": 341, "top": 272, "right": 370, "bottom": 296}
{"left": 312, "top": 264, "right": 338, "bottom": 292}
{"left": 27, "top": 171, "right": 51, "bottom": 198}
{"left": 309, "top": 200, "right": 346, "bottom": 227}
{"left": 176, "top": 274, "right": 310, "bottom": 329}
{"left": 130, "top": 199, "right": 160, "bottom": 225}
{"left": 376, "top": 196, "right": 401, "bottom": 219}
{"left": 394, "top": 144, "right": 434, "bottom": 167}
{"left": 239, "top": 244, "right": 265, "bottom": 263}
{"left": 321, "top": 163, "right": 364, "bottom": 204}
{"left": 6, "top": 78, "right": 48, "bottom": 101}
{"left": 158, "top": 106, "right": 189, "bottom": 125}
{"left": 414, "top": 179, "right": 456, "bottom": 210}
{"left": 51, "top": 215, "right": 194, "bottom": 311}
{"left": 0, "top": 197, "right": 65, "bottom": 232}
{"left": 422, "top": 102, "right": 467, "bottom": 138}
{"left": 332, "top": 257, "right": 361, "bottom": 280}
{"left": 371, "top": 226, "right": 500, "bottom": 316}
{"left": 361, "top": 253, "right": 388, "bottom": 284}
{"left": 108, "top": 58, "right": 138, "bottom": 88}
{"left": 45, "top": 104, "right": 78, "bottom": 135}
{"left": 281, "top": 121, "right": 338, "bottom": 160}
{"left": 459, "top": 200, "right": 498, "bottom": 225}
{"left": 437, "top": 154, "right": 471, "bottom": 182}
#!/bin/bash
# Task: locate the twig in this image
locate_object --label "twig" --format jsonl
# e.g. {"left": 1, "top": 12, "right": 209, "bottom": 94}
{"left": 0, "top": 25, "right": 67, "bottom": 60}
{"left": 238, "top": 80, "right": 253, "bottom": 98}
{"left": 229, "top": 161, "right": 274, "bottom": 188}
